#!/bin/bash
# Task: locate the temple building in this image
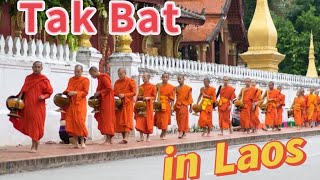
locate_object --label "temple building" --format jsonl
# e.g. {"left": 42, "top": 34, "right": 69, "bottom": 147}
{"left": 175, "top": 0, "right": 248, "bottom": 65}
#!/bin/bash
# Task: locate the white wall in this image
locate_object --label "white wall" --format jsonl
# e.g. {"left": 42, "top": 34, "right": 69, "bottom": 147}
{"left": 0, "top": 35, "right": 103, "bottom": 147}
{"left": 0, "top": 36, "right": 317, "bottom": 146}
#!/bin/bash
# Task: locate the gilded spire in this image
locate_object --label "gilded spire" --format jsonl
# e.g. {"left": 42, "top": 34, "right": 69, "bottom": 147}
{"left": 240, "top": 0, "right": 285, "bottom": 72}
{"left": 306, "top": 31, "right": 318, "bottom": 77}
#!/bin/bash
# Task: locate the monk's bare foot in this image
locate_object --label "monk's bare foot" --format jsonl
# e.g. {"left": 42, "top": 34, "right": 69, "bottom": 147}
{"left": 229, "top": 128, "right": 233, "bottom": 134}
{"left": 29, "top": 149, "right": 37, "bottom": 153}
{"left": 182, "top": 133, "right": 187, "bottom": 138}
{"left": 137, "top": 137, "right": 144, "bottom": 142}
{"left": 81, "top": 144, "right": 86, "bottom": 149}
{"left": 178, "top": 132, "right": 183, "bottom": 139}
{"left": 146, "top": 138, "right": 151, "bottom": 142}
{"left": 201, "top": 132, "right": 206, "bottom": 137}
{"left": 207, "top": 133, "right": 211, "bottom": 137}
{"left": 218, "top": 133, "right": 223, "bottom": 136}
{"left": 119, "top": 140, "right": 128, "bottom": 144}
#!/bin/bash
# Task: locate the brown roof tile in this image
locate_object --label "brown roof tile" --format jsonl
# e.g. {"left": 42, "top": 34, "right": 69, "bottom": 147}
{"left": 181, "top": 17, "right": 221, "bottom": 42}
{"left": 174, "top": 0, "right": 227, "bottom": 14}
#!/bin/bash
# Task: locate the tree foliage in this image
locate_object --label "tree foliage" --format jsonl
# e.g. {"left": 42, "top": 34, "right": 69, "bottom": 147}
{"left": 243, "top": 0, "right": 320, "bottom": 75}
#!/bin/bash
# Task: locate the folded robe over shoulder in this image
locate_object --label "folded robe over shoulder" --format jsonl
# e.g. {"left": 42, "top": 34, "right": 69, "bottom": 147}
{"left": 10, "top": 73, "right": 53, "bottom": 141}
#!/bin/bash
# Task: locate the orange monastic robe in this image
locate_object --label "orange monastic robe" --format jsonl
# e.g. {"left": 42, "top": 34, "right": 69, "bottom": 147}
{"left": 175, "top": 85, "right": 193, "bottom": 132}
{"left": 317, "top": 96, "right": 320, "bottom": 122}
{"left": 293, "top": 97, "right": 305, "bottom": 126}
{"left": 198, "top": 86, "right": 216, "bottom": 128}
{"left": 265, "top": 89, "right": 280, "bottom": 127}
{"left": 64, "top": 76, "right": 89, "bottom": 137}
{"left": 303, "top": 95, "right": 308, "bottom": 122}
{"left": 114, "top": 77, "right": 137, "bottom": 133}
{"left": 251, "top": 88, "right": 262, "bottom": 128}
{"left": 276, "top": 93, "right": 285, "bottom": 126}
{"left": 154, "top": 83, "right": 175, "bottom": 130}
{"left": 307, "top": 93, "right": 317, "bottom": 122}
{"left": 135, "top": 83, "right": 156, "bottom": 134}
{"left": 218, "top": 85, "right": 236, "bottom": 129}
{"left": 10, "top": 73, "right": 53, "bottom": 141}
{"left": 239, "top": 87, "right": 256, "bottom": 129}
{"left": 94, "top": 73, "right": 115, "bottom": 136}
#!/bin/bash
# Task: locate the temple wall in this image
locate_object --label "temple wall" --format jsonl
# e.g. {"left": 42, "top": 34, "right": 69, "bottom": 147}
{"left": 1, "top": 34, "right": 319, "bottom": 146}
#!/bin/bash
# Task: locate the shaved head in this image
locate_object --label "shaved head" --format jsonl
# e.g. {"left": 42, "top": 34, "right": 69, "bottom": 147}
{"left": 162, "top": 72, "right": 169, "bottom": 84}
{"left": 32, "top": 61, "right": 43, "bottom": 74}
{"left": 33, "top": 61, "right": 42, "bottom": 66}
{"left": 142, "top": 73, "right": 151, "bottom": 83}
{"left": 118, "top": 67, "right": 127, "bottom": 79}
{"left": 89, "top": 66, "right": 99, "bottom": 72}
{"left": 89, "top": 66, "right": 100, "bottom": 79}
{"left": 75, "top": 64, "right": 83, "bottom": 71}
{"left": 74, "top": 64, "right": 83, "bottom": 77}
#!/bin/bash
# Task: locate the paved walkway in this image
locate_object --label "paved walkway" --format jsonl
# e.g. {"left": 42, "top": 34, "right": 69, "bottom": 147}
{"left": 1, "top": 126, "right": 320, "bottom": 175}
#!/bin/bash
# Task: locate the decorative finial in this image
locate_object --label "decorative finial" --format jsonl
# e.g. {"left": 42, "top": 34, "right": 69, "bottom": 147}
{"left": 306, "top": 30, "right": 318, "bottom": 77}
{"left": 115, "top": 34, "right": 133, "bottom": 53}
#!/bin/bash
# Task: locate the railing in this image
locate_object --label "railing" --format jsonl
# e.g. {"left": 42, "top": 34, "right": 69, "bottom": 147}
{"left": 0, "top": 34, "right": 77, "bottom": 64}
{"left": 138, "top": 53, "right": 320, "bottom": 88}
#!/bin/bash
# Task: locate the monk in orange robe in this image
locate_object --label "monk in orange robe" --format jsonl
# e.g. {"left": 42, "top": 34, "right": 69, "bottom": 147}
{"left": 135, "top": 73, "right": 156, "bottom": 142}
{"left": 64, "top": 65, "right": 89, "bottom": 148}
{"left": 237, "top": 78, "right": 256, "bottom": 133}
{"left": 276, "top": 86, "right": 285, "bottom": 129}
{"left": 218, "top": 76, "right": 236, "bottom": 135}
{"left": 306, "top": 88, "right": 317, "bottom": 127}
{"left": 301, "top": 89, "right": 308, "bottom": 126}
{"left": 174, "top": 75, "right": 193, "bottom": 139}
{"left": 89, "top": 66, "right": 115, "bottom": 144}
{"left": 316, "top": 91, "right": 320, "bottom": 126}
{"left": 263, "top": 81, "right": 280, "bottom": 131}
{"left": 154, "top": 73, "right": 175, "bottom": 140}
{"left": 9, "top": 61, "right": 53, "bottom": 152}
{"left": 251, "top": 80, "right": 263, "bottom": 132}
{"left": 196, "top": 78, "right": 216, "bottom": 136}
{"left": 292, "top": 90, "right": 305, "bottom": 129}
{"left": 114, "top": 68, "right": 137, "bottom": 144}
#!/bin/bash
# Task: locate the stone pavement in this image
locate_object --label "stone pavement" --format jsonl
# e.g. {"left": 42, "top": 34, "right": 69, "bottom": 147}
{"left": 1, "top": 127, "right": 320, "bottom": 175}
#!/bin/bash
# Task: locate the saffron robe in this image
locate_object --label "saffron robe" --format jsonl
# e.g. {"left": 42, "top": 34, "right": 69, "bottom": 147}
{"left": 10, "top": 73, "right": 53, "bottom": 141}
{"left": 64, "top": 76, "right": 89, "bottom": 137}
{"left": 265, "top": 89, "right": 280, "bottom": 127}
{"left": 303, "top": 95, "right": 308, "bottom": 122}
{"left": 94, "top": 74, "right": 115, "bottom": 136}
{"left": 198, "top": 86, "right": 216, "bottom": 128}
{"left": 114, "top": 77, "right": 137, "bottom": 133}
{"left": 317, "top": 96, "right": 320, "bottom": 122}
{"left": 175, "top": 85, "right": 193, "bottom": 132}
{"left": 218, "top": 85, "right": 236, "bottom": 129}
{"left": 239, "top": 87, "right": 256, "bottom": 129}
{"left": 154, "top": 83, "right": 175, "bottom": 130}
{"left": 134, "top": 83, "right": 156, "bottom": 134}
{"left": 293, "top": 97, "right": 305, "bottom": 126}
{"left": 251, "top": 88, "right": 262, "bottom": 128}
{"left": 276, "top": 93, "right": 285, "bottom": 126}
{"left": 307, "top": 93, "right": 317, "bottom": 121}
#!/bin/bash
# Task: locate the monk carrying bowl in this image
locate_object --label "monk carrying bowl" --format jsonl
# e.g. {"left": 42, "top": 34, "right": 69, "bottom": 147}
{"left": 53, "top": 93, "right": 70, "bottom": 113}
{"left": 88, "top": 96, "right": 100, "bottom": 113}
{"left": 6, "top": 95, "right": 24, "bottom": 118}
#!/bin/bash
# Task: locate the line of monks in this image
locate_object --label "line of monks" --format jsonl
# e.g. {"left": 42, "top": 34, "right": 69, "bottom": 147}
{"left": 7, "top": 61, "right": 320, "bottom": 153}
